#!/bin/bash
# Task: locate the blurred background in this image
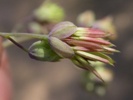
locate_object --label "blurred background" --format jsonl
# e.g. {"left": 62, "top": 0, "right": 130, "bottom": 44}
{"left": 0, "top": 0, "right": 133, "bottom": 100}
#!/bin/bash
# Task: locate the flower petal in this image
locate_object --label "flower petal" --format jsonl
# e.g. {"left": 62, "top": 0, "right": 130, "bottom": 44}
{"left": 89, "top": 52, "right": 115, "bottom": 66}
{"left": 65, "top": 39, "right": 102, "bottom": 50}
{"left": 75, "top": 28, "right": 111, "bottom": 38}
{"left": 49, "top": 37, "right": 74, "bottom": 58}
{"left": 49, "top": 21, "right": 77, "bottom": 39}
{"left": 76, "top": 51, "right": 110, "bottom": 64}
{"left": 72, "top": 46, "right": 91, "bottom": 51}
{"left": 72, "top": 37, "right": 112, "bottom": 46}
{"left": 72, "top": 55, "right": 104, "bottom": 82}
{"left": 103, "top": 46, "right": 119, "bottom": 53}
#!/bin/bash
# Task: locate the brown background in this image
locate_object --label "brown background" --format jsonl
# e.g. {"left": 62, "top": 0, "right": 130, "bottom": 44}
{"left": 0, "top": 0, "right": 133, "bottom": 100}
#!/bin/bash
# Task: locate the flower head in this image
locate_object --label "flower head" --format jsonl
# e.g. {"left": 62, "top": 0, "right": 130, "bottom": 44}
{"left": 29, "top": 21, "right": 118, "bottom": 81}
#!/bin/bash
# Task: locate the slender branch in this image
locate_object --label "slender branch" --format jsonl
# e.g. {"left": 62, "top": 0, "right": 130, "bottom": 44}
{"left": 7, "top": 37, "right": 29, "bottom": 53}
{"left": 0, "top": 32, "right": 48, "bottom": 40}
{"left": 3, "top": 37, "right": 33, "bottom": 48}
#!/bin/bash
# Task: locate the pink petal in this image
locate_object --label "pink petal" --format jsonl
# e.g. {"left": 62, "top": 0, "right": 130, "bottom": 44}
{"left": 73, "top": 37, "right": 112, "bottom": 45}
{"left": 65, "top": 39, "right": 102, "bottom": 50}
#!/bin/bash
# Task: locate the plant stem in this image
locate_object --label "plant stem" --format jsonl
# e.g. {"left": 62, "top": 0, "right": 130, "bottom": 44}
{"left": 0, "top": 32, "right": 49, "bottom": 52}
{"left": 3, "top": 37, "right": 33, "bottom": 48}
{"left": 7, "top": 37, "right": 29, "bottom": 53}
{"left": 0, "top": 32, "right": 48, "bottom": 40}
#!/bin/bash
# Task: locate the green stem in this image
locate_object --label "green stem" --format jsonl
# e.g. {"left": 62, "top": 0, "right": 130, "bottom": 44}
{"left": 3, "top": 37, "right": 30, "bottom": 48}
{"left": 0, "top": 32, "right": 49, "bottom": 52}
{"left": 0, "top": 32, "right": 48, "bottom": 40}
{"left": 7, "top": 37, "right": 29, "bottom": 53}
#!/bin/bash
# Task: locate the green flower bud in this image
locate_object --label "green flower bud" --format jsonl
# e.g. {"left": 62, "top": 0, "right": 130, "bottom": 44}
{"left": 29, "top": 40, "right": 61, "bottom": 61}
{"left": 34, "top": 1, "right": 65, "bottom": 22}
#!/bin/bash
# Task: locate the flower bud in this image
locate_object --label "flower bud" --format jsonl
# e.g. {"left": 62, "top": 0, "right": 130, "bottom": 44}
{"left": 28, "top": 40, "right": 61, "bottom": 61}
{"left": 34, "top": 1, "right": 65, "bottom": 22}
{"left": 26, "top": 21, "right": 117, "bottom": 82}
{"left": 77, "top": 10, "right": 95, "bottom": 27}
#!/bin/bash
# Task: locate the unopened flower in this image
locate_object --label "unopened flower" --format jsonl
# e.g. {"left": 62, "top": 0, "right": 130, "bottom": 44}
{"left": 34, "top": 1, "right": 65, "bottom": 23}
{"left": 29, "top": 39, "right": 61, "bottom": 62}
{"left": 29, "top": 21, "right": 118, "bottom": 81}
{"left": 77, "top": 11, "right": 95, "bottom": 27}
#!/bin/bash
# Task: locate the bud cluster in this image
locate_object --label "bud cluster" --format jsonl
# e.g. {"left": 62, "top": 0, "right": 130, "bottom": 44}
{"left": 29, "top": 21, "right": 118, "bottom": 81}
